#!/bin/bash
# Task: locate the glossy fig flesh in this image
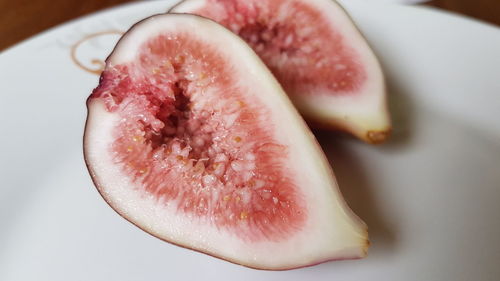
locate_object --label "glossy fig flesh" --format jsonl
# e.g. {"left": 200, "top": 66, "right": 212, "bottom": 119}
{"left": 170, "top": 0, "right": 391, "bottom": 143}
{"left": 83, "top": 14, "right": 368, "bottom": 270}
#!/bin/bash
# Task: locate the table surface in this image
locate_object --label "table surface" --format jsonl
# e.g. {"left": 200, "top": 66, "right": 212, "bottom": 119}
{"left": 0, "top": 0, "right": 499, "bottom": 51}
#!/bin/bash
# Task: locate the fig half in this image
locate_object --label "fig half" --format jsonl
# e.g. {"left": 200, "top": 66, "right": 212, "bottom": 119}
{"left": 170, "top": 0, "right": 391, "bottom": 143}
{"left": 84, "top": 14, "right": 368, "bottom": 270}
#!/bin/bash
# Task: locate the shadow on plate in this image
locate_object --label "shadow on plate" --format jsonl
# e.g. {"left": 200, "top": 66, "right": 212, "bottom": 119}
{"left": 311, "top": 64, "right": 418, "bottom": 259}
{"left": 315, "top": 132, "right": 398, "bottom": 258}
{"left": 381, "top": 57, "right": 416, "bottom": 150}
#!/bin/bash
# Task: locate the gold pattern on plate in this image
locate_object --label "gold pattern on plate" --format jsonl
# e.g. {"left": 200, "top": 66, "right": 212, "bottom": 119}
{"left": 70, "top": 30, "right": 123, "bottom": 75}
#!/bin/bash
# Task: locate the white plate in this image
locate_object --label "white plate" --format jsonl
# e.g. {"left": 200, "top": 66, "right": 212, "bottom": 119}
{"left": 1, "top": 0, "right": 499, "bottom": 280}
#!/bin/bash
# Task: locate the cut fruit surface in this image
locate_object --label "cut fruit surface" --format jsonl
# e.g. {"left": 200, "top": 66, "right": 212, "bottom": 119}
{"left": 170, "top": 0, "right": 391, "bottom": 143}
{"left": 84, "top": 14, "right": 368, "bottom": 270}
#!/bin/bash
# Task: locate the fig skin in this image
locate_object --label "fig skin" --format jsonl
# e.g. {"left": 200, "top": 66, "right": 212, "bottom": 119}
{"left": 84, "top": 13, "right": 369, "bottom": 270}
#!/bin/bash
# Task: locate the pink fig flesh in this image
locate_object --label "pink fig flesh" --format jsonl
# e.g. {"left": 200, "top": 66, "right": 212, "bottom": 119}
{"left": 170, "top": 0, "right": 391, "bottom": 143}
{"left": 84, "top": 14, "right": 368, "bottom": 270}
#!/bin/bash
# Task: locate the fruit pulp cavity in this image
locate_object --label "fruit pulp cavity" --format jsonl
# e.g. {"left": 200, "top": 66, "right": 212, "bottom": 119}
{"left": 194, "top": 0, "right": 366, "bottom": 95}
{"left": 90, "top": 33, "right": 305, "bottom": 241}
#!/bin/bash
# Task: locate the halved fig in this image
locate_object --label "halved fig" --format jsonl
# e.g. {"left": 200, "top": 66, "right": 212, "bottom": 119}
{"left": 170, "top": 0, "right": 391, "bottom": 143}
{"left": 84, "top": 14, "right": 368, "bottom": 270}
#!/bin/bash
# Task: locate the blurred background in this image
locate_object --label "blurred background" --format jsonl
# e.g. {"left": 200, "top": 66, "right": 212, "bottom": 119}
{"left": 0, "top": 0, "right": 499, "bottom": 51}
